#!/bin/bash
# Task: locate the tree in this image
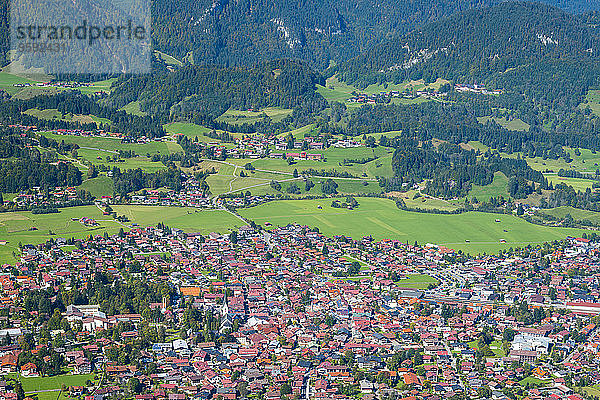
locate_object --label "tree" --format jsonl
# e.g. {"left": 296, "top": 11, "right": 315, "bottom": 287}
{"left": 280, "top": 383, "right": 292, "bottom": 395}
{"left": 503, "top": 328, "right": 516, "bottom": 342}
{"left": 128, "top": 377, "right": 142, "bottom": 394}
{"left": 321, "top": 179, "right": 338, "bottom": 195}
{"left": 14, "top": 382, "right": 24, "bottom": 400}
{"left": 293, "top": 169, "right": 299, "bottom": 178}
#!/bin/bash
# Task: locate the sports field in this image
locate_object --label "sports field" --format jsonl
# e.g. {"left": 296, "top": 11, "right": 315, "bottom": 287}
{"left": 239, "top": 197, "right": 590, "bottom": 254}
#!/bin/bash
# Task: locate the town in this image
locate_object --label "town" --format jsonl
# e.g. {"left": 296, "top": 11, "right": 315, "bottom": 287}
{"left": 0, "top": 222, "right": 598, "bottom": 400}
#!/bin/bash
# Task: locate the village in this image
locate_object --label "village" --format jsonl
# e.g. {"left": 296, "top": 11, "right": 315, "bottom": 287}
{"left": 0, "top": 223, "right": 597, "bottom": 400}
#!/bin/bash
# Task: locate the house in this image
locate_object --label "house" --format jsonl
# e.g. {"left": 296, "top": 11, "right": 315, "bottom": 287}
{"left": 20, "top": 362, "right": 38, "bottom": 377}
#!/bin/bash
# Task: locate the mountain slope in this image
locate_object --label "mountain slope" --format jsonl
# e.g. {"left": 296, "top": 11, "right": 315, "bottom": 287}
{"left": 151, "top": 0, "right": 500, "bottom": 69}
{"left": 338, "top": 2, "right": 600, "bottom": 87}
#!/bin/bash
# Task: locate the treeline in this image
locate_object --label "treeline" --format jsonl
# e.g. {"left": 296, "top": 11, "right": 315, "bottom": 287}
{"left": 0, "top": 92, "right": 165, "bottom": 138}
{"left": 323, "top": 101, "right": 600, "bottom": 155}
{"left": 0, "top": 159, "right": 82, "bottom": 192}
{"left": 111, "top": 167, "right": 183, "bottom": 196}
{"left": 384, "top": 137, "right": 547, "bottom": 198}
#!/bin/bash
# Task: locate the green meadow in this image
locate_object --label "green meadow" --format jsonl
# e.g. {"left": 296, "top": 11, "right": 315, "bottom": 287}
{"left": 216, "top": 107, "right": 292, "bottom": 125}
{"left": 477, "top": 116, "right": 530, "bottom": 131}
{"left": 0, "top": 205, "right": 245, "bottom": 264}
{"left": 110, "top": 206, "right": 244, "bottom": 232}
{"left": 239, "top": 197, "right": 590, "bottom": 254}
{"left": 0, "top": 206, "right": 122, "bottom": 264}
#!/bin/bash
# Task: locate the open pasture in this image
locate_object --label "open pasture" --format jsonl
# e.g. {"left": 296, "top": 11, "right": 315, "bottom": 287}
{"left": 240, "top": 197, "right": 590, "bottom": 254}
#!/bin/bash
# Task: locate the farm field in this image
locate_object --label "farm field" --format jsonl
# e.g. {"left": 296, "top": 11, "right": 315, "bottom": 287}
{"left": 239, "top": 197, "right": 590, "bottom": 254}
{"left": 0, "top": 206, "right": 122, "bottom": 264}
{"left": 110, "top": 206, "right": 244, "bottom": 233}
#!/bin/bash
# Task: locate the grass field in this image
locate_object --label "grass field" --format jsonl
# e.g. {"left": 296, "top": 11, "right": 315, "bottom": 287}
{"left": 119, "top": 101, "right": 147, "bottom": 116}
{"left": 545, "top": 175, "right": 595, "bottom": 191}
{"left": 467, "top": 172, "right": 509, "bottom": 201}
{"left": 111, "top": 206, "right": 244, "bottom": 233}
{"left": 216, "top": 107, "right": 292, "bottom": 125}
{"left": 41, "top": 133, "right": 182, "bottom": 155}
{"left": 397, "top": 274, "right": 439, "bottom": 289}
{"left": 0, "top": 70, "right": 114, "bottom": 97}
{"left": 316, "top": 76, "right": 445, "bottom": 107}
{"left": 239, "top": 197, "right": 590, "bottom": 254}
{"left": 394, "top": 191, "right": 460, "bottom": 212}
{"left": 41, "top": 133, "right": 182, "bottom": 172}
{"left": 580, "top": 90, "right": 600, "bottom": 116}
{"left": 155, "top": 50, "right": 183, "bottom": 67}
{"left": 543, "top": 206, "right": 600, "bottom": 224}
{"left": 0, "top": 205, "right": 246, "bottom": 264}
{"left": 227, "top": 146, "right": 394, "bottom": 179}
{"left": 24, "top": 108, "right": 110, "bottom": 126}
{"left": 78, "top": 176, "right": 114, "bottom": 198}
{"left": 164, "top": 122, "right": 212, "bottom": 140}
{"left": 477, "top": 116, "right": 530, "bottom": 131}
{"left": 13, "top": 373, "right": 97, "bottom": 392}
{"left": 0, "top": 206, "right": 122, "bottom": 264}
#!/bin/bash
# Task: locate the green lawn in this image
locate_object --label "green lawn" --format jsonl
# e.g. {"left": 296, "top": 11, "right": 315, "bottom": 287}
{"left": 240, "top": 197, "right": 591, "bottom": 254}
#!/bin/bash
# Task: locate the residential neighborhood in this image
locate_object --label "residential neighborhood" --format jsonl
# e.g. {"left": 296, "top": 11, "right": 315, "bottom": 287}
{"left": 0, "top": 223, "right": 599, "bottom": 400}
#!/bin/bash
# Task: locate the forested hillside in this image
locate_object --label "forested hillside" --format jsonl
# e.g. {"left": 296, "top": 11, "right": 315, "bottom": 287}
{"left": 1, "top": 0, "right": 598, "bottom": 70}
{"left": 107, "top": 60, "right": 326, "bottom": 121}
{"left": 338, "top": 2, "right": 600, "bottom": 87}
